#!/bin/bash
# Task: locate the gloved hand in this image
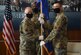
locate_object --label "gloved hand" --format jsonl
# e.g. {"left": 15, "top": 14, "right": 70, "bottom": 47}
{"left": 40, "top": 41, "right": 45, "bottom": 46}
{"left": 39, "top": 35, "right": 44, "bottom": 40}
{"left": 38, "top": 13, "right": 44, "bottom": 24}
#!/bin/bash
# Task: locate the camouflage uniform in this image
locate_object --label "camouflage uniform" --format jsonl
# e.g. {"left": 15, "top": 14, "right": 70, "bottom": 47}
{"left": 37, "top": 20, "right": 53, "bottom": 55}
{"left": 45, "top": 12, "right": 68, "bottom": 55}
{"left": 31, "top": 14, "right": 41, "bottom": 53}
{"left": 19, "top": 17, "right": 38, "bottom": 55}
{"left": 32, "top": 14, "right": 49, "bottom": 54}
{"left": 31, "top": 14, "right": 53, "bottom": 55}
{"left": 31, "top": 14, "right": 40, "bottom": 34}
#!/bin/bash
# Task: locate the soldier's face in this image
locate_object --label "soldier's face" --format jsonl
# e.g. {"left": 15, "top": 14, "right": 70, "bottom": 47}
{"left": 53, "top": 3, "right": 62, "bottom": 13}
{"left": 24, "top": 7, "right": 33, "bottom": 18}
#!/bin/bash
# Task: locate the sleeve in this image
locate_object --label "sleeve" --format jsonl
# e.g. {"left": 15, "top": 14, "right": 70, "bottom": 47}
{"left": 44, "top": 21, "right": 53, "bottom": 31}
{"left": 21, "top": 22, "right": 28, "bottom": 34}
{"left": 44, "top": 16, "right": 66, "bottom": 42}
{"left": 19, "top": 22, "right": 23, "bottom": 34}
{"left": 20, "top": 21, "right": 33, "bottom": 34}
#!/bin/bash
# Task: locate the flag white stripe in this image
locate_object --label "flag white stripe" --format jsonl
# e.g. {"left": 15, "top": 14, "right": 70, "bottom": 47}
{"left": 3, "top": 29, "right": 14, "bottom": 54}
{"left": 4, "top": 20, "right": 15, "bottom": 47}
{"left": 4, "top": 17, "right": 15, "bottom": 41}
{"left": 2, "top": 0, "right": 16, "bottom": 54}
{"left": 10, "top": 20, "right": 15, "bottom": 41}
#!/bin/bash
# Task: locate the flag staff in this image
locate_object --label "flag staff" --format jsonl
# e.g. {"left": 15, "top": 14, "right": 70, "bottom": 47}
{"left": 40, "top": 0, "right": 44, "bottom": 55}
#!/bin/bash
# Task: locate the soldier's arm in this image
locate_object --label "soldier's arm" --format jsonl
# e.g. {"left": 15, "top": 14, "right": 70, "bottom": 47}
{"left": 35, "top": 21, "right": 41, "bottom": 29}
{"left": 44, "top": 21, "right": 53, "bottom": 31}
{"left": 20, "top": 21, "right": 31, "bottom": 34}
{"left": 44, "top": 16, "right": 67, "bottom": 42}
{"left": 19, "top": 22, "right": 23, "bottom": 34}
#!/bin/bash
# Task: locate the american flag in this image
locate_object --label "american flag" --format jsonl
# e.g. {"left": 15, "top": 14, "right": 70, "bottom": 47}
{"left": 2, "top": 0, "right": 16, "bottom": 54}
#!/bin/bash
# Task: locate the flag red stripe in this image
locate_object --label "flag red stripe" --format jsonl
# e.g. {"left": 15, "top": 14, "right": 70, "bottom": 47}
{"left": 4, "top": 17, "right": 15, "bottom": 41}
{"left": 3, "top": 19, "right": 14, "bottom": 45}
{"left": 2, "top": 0, "right": 16, "bottom": 54}
{"left": 9, "top": 20, "right": 15, "bottom": 41}
{"left": 3, "top": 16, "right": 16, "bottom": 54}
{"left": 4, "top": 20, "right": 14, "bottom": 42}
{"left": 3, "top": 23, "right": 15, "bottom": 49}
{"left": 5, "top": 38, "right": 15, "bottom": 54}
{"left": 3, "top": 27, "right": 16, "bottom": 52}
{"left": 3, "top": 29, "right": 15, "bottom": 54}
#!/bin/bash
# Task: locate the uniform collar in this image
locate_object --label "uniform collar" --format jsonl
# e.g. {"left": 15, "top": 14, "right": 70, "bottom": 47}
{"left": 24, "top": 17, "right": 31, "bottom": 20}
{"left": 56, "top": 12, "right": 64, "bottom": 19}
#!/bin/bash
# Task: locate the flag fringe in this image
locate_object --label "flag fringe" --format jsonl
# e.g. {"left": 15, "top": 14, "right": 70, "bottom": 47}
{"left": 2, "top": 34, "right": 16, "bottom": 55}
{"left": 43, "top": 45, "right": 53, "bottom": 55}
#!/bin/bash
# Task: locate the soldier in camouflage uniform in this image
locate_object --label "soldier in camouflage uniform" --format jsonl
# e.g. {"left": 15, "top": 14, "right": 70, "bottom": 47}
{"left": 37, "top": 13, "right": 53, "bottom": 55}
{"left": 31, "top": 3, "right": 53, "bottom": 55}
{"left": 19, "top": 7, "right": 39, "bottom": 55}
{"left": 43, "top": 1, "right": 68, "bottom": 55}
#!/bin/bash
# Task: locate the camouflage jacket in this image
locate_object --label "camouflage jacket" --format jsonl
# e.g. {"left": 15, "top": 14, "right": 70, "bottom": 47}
{"left": 19, "top": 17, "right": 38, "bottom": 51}
{"left": 45, "top": 12, "right": 68, "bottom": 43}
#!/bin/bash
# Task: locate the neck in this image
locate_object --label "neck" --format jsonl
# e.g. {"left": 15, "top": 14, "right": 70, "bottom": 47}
{"left": 57, "top": 13, "right": 60, "bottom": 15}
{"left": 25, "top": 17, "right": 31, "bottom": 20}
{"left": 56, "top": 11, "right": 63, "bottom": 15}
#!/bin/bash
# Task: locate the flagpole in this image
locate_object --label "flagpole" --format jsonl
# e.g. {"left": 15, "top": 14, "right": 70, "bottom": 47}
{"left": 40, "top": 0, "right": 43, "bottom": 35}
{"left": 40, "top": 1, "right": 43, "bottom": 55}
